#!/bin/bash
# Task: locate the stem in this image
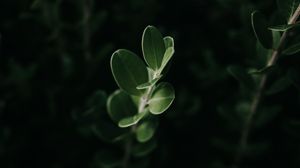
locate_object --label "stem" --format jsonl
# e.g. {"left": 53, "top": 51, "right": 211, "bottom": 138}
{"left": 121, "top": 126, "right": 135, "bottom": 168}
{"left": 121, "top": 75, "right": 157, "bottom": 168}
{"left": 231, "top": 4, "right": 300, "bottom": 168}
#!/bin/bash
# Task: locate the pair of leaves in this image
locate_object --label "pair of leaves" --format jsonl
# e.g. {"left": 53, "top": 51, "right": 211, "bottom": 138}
{"left": 107, "top": 83, "right": 175, "bottom": 128}
{"left": 107, "top": 90, "right": 159, "bottom": 141}
{"left": 109, "top": 26, "right": 175, "bottom": 131}
{"left": 142, "top": 26, "right": 175, "bottom": 72}
{"left": 111, "top": 26, "right": 175, "bottom": 97}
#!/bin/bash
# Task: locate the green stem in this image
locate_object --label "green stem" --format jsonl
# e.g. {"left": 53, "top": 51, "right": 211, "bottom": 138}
{"left": 231, "top": 4, "right": 300, "bottom": 168}
{"left": 121, "top": 126, "right": 135, "bottom": 168}
{"left": 122, "top": 70, "right": 159, "bottom": 168}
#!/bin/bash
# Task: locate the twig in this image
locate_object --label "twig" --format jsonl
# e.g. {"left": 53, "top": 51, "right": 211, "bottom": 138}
{"left": 121, "top": 126, "right": 135, "bottom": 168}
{"left": 231, "top": 4, "right": 300, "bottom": 168}
{"left": 121, "top": 71, "right": 158, "bottom": 168}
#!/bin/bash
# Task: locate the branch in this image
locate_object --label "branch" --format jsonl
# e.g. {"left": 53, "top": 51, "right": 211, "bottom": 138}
{"left": 231, "top": 4, "right": 300, "bottom": 168}
{"left": 121, "top": 79, "right": 156, "bottom": 168}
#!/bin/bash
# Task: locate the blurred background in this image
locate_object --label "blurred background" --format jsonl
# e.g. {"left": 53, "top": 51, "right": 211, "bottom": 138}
{"left": 0, "top": 0, "right": 300, "bottom": 168}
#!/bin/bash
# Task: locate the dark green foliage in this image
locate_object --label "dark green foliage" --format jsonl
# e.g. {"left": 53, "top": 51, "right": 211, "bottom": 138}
{"left": 0, "top": 0, "right": 300, "bottom": 168}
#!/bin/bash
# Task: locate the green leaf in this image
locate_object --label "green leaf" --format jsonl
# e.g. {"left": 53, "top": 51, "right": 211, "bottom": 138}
{"left": 164, "top": 36, "right": 174, "bottom": 49}
{"left": 86, "top": 90, "right": 107, "bottom": 108}
{"left": 111, "top": 49, "right": 148, "bottom": 96}
{"left": 272, "top": 31, "right": 281, "bottom": 50}
{"left": 282, "top": 42, "right": 300, "bottom": 55}
{"left": 159, "top": 47, "right": 175, "bottom": 72}
{"left": 251, "top": 11, "right": 273, "bottom": 49}
{"left": 149, "top": 82, "right": 175, "bottom": 115}
{"left": 266, "top": 77, "right": 292, "bottom": 95}
{"left": 256, "top": 41, "right": 272, "bottom": 63}
{"left": 118, "top": 111, "right": 147, "bottom": 128}
{"left": 94, "top": 150, "right": 122, "bottom": 168}
{"left": 136, "top": 75, "right": 162, "bottom": 90}
{"left": 268, "top": 23, "right": 300, "bottom": 31}
{"left": 142, "top": 25, "right": 165, "bottom": 70}
{"left": 249, "top": 65, "right": 277, "bottom": 75}
{"left": 227, "top": 66, "right": 255, "bottom": 90}
{"left": 277, "top": 0, "right": 300, "bottom": 22}
{"left": 255, "top": 106, "right": 281, "bottom": 128}
{"left": 132, "top": 139, "right": 157, "bottom": 157}
{"left": 92, "top": 120, "right": 128, "bottom": 142}
{"left": 107, "top": 90, "right": 137, "bottom": 124}
{"left": 136, "top": 119, "right": 158, "bottom": 142}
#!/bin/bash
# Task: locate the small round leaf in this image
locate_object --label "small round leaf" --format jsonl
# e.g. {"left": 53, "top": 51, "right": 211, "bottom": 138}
{"left": 111, "top": 49, "right": 148, "bottom": 96}
{"left": 118, "top": 111, "right": 147, "bottom": 128}
{"left": 107, "top": 90, "right": 137, "bottom": 124}
{"left": 136, "top": 119, "right": 158, "bottom": 142}
{"left": 142, "top": 25, "right": 165, "bottom": 70}
{"left": 149, "top": 82, "right": 175, "bottom": 114}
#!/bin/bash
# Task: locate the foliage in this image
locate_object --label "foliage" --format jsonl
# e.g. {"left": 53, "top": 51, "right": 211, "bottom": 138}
{"left": 0, "top": 0, "right": 300, "bottom": 168}
{"left": 103, "top": 25, "right": 175, "bottom": 167}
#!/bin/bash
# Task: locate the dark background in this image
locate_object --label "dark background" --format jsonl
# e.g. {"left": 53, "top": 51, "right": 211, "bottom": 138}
{"left": 0, "top": 0, "right": 300, "bottom": 168}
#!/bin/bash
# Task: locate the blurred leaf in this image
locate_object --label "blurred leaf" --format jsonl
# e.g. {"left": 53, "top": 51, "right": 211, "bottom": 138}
{"left": 287, "top": 68, "right": 300, "bottom": 90}
{"left": 31, "top": 0, "right": 42, "bottom": 9}
{"left": 251, "top": 11, "right": 273, "bottom": 49}
{"left": 149, "top": 82, "right": 175, "bottom": 115}
{"left": 132, "top": 139, "right": 157, "bottom": 157}
{"left": 282, "top": 42, "right": 300, "bottom": 55}
{"left": 249, "top": 65, "right": 277, "bottom": 75}
{"left": 272, "top": 31, "right": 281, "bottom": 49}
{"left": 92, "top": 120, "right": 129, "bottom": 143}
{"left": 277, "top": 0, "right": 300, "bottom": 22}
{"left": 268, "top": 23, "right": 300, "bottom": 31}
{"left": 111, "top": 49, "right": 148, "bottom": 96}
{"left": 136, "top": 118, "right": 158, "bottom": 142}
{"left": 118, "top": 110, "right": 147, "bottom": 128}
{"left": 61, "top": 54, "right": 73, "bottom": 79}
{"left": 94, "top": 150, "right": 122, "bottom": 168}
{"left": 86, "top": 90, "right": 107, "bottom": 108}
{"left": 142, "top": 25, "right": 165, "bottom": 70}
{"left": 107, "top": 90, "right": 137, "bottom": 124}
{"left": 90, "top": 11, "right": 108, "bottom": 34}
{"left": 255, "top": 106, "right": 281, "bottom": 127}
{"left": 235, "top": 101, "right": 251, "bottom": 122}
{"left": 227, "top": 65, "right": 255, "bottom": 90}
{"left": 256, "top": 41, "right": 272, "bottom": 63}
{"left": 266, "top": 77, "right": 292, "bottom": 95}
